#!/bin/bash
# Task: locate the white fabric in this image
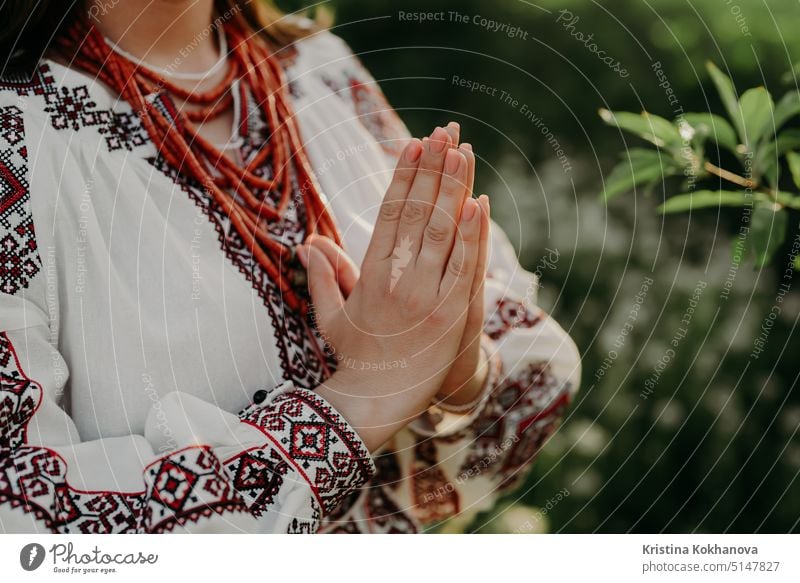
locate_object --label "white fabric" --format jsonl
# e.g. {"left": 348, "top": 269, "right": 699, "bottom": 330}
{"left": 0, "top": 30, "right": 581, "bottom": 533}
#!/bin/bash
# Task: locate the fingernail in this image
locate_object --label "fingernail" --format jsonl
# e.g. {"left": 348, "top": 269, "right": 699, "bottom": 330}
{"left": 405, "top": 139, "right": 422, "bottom": 162}
{"left": 461, "top": 198, "right": 478, "bottom": 222}
{"left": 479, "top": 194, "right": 490, "bottom": 216}
{"left": 444, "top": 149, "right": 461, "bottom": 174}
{"left": 447, "top": 121, "right": 460, "bottom": 131}
{"left": 461, "top": 142, "right": 472, "bottom": 151}
{"left": 430, "top": 127, "right": 448, "bottom": 153}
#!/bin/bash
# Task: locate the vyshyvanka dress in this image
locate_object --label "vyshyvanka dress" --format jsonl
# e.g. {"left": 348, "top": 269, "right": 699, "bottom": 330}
{"left": 0, "top": 31, "right": 581, "bottom": 533}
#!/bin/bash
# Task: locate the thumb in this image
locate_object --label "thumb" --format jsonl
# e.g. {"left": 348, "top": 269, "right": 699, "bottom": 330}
{"left": 297, "top": 244, "right": 344, "bottom": 331}
{"left": 306, "top": 235, "right": 360, "bottom": 298}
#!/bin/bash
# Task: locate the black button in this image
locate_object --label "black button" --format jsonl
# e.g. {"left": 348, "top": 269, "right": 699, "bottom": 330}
{"left": 253, "top": 390, "right": 268, "bottom": 404}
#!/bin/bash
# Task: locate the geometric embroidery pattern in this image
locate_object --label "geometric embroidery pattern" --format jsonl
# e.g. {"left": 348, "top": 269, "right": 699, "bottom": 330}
{"left": 321, "top": 449, "right": 419, "bottom": 534}
{"left": 0, "top": 445, "right": 144, "bottom": 534}
{"left": 224, "top": 446, "right": 290, "bottom": 518}
{"left": 1, "top": 63, "right": 148, "bottom": 152}
{"left": 0, "top": 332, "right": 42, "bottom": 448}
{"left": 144, "top": 446, "right": 250, "bottom": 533}
{"left": 0, "top": 106, "right": 40, "bottom": 295}
{"left": 484, "top": 297, "right": 543, "bottom": 341}
{"left": 239, "top": 390, "right": 376, "bottom": 516}
{"left": 6, "top": 63, "right": 149, "bottom": 152}
{"left": 0, "top": 330, "right": 251, "bottom": 533}
{"left": 461, "top": 360, "right": 570, "bottom": 493}
{"left": 0, "top": 323, "right": 379, "bottom": 533}
{"left": 0, "top": 444, "right": 251, "bottom": 533}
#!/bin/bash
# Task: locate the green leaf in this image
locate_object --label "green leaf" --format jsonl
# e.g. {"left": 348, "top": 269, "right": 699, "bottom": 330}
{"left": 757, "top": 128, "right": 800, "bottom": 178}
{"left": 599, "top": 109, "right": 682, "bottom": 149}
{"left": 681, "top": 113, "right": 738, "bottom": 152}
{"left": 602, "top": 149, "right": 677, "bottom": 201}
{"left": 786, "top": 151, "right": 800, "bottom": 189}
{"left": 773, "top": 91, "right": 800, "bottom": 130}
{"left": 762, "top": 157, "right": 780, "bottom": 190}
{"left": 775, "top": 128, "right": 800, "bottom": 153}
{"left": 657, "top": 190, "right": 754, "bottom": 214}
{"left": 749, "top": 204, "right": 787, "bottom": 267}
{"left": 738, "top": 87, "right": 774, "bottom": 148}
{"left": 706, "top": 62, "right": 742, "bottom": 136}
{"left": 794, "top": 253, "right": 800, "bottom": 271}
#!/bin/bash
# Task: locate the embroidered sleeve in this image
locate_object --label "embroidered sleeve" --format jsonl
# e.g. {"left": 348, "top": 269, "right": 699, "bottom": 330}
{"left": 320, "top": 223, "right": 581, "bottom": 533}
{"left": 398, "top": 220, "right": 582, "bottom": 527}
{"left": 0, "top": 103, "right": 375, "bottom": 534}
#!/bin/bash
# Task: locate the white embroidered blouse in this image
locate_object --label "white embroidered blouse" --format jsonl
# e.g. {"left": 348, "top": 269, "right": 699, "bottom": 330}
{"left": 0, "top": 30, "right": 581, "bottom": 533}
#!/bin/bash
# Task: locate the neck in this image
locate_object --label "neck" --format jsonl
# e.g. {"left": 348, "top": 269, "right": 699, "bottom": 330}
{"left": 90, "top": 0, "right": 220, "bottom": 73}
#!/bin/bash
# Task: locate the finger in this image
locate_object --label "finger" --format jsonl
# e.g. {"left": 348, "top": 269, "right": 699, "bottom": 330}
{"left": 394, "top": 126, "right": 451, "bottom": 263}
{"left": 470, "top": 194, "right": 491, "bottom": 300}
{"left": 298, "top": 244, "right": 344, "bottom": 330}
{"left": 460, "top": 143, "right": 475, "bottom": 202}
{"left": 363, "top": 138, "right": 423, "bottom": 263}
{"left": 416, "top": 148, "right": 469, "bottom": 280}
{"left": 306, "top": 235, "right": 360, "bottom": 298}
{"left": 444, "top": 121, "right": 460, "bottom": 148}
{"left": 439, "top": 198, "right": 482, "bottom": 299}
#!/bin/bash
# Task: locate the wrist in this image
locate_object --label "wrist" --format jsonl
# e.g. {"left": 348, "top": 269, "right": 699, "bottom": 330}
{"left": 435, "top": 344, "right": 490, "bottom": 408}
{"left": 316, "top": 368, "right": 425, "bottom": 452}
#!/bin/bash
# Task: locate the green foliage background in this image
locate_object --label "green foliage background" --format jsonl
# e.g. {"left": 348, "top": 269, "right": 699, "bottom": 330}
{"left": 278, "top": 0, "right": 800, "bottom": 532}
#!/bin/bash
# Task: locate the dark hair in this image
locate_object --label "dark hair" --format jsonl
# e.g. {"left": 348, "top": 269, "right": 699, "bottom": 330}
{"left": 0, "top": 0, "right": 320, "bottom": 76}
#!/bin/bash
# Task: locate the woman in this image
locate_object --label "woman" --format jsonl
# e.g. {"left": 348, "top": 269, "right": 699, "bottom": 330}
{"left": 0, "top": 0, "right": 580, "bottom": 533}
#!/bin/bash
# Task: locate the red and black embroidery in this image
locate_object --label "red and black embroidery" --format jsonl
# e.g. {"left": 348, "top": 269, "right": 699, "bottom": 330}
{"left": 144, "top": 446, "right": 250, "bottom": 534}
{"left": 411, "top": 437, "right": 459, "bottom": 525}
{"left": 461, "top": 361, "right": 571, "bottom": 491}
{"left": 321, "top": 484, "right": 418, "bottom": 534}
{"left": 1, "top": 63, "right": 148, "bottom": 153}
{"left": 485, "top": 297, "right": 543, "bottom": 340}
{"left": 56, "top": 482, "right": 145, "bottom": 534}
{"left": 224, "top": 446, "right": 290, "bottom": 517}
{"left": 0, "top": 64, "right": 56, "bottom": 97}
{"left": 0, "top": 445, "right": 142, "bottom": 533}
{"left": 43, "top": 84, "right": 111, "bottom": 131}
{"left": 0, "top": 331, "right": 251, "bottom": 533}
{"left": 0, "top": 443, "right": 250, "bottom": 533}
{"left": 239, "top": 390, "right": 375, "bottom": 517}
{"left": 321, "top": 447, "right": 419, "bottom": 533}
{"left": 0, "top": 332, "right": 42, "bottom": 448}
{"left": 0, "top": 106, "right": 40, "bottom": 296}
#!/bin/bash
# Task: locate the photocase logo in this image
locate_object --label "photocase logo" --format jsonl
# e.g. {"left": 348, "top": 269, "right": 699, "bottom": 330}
{"left": 390, "top": 235, "right": 413, "bottom": 292}
{"left": 19, "top": 543, "right": 46, "bottom": 571}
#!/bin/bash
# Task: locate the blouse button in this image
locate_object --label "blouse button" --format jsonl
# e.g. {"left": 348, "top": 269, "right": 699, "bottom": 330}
{"left": 253, "top": 389, "right": 268, "bottom": 405}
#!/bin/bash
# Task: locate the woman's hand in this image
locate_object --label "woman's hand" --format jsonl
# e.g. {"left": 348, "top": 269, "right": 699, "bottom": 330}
{"left": 299, "top": 126, "right": 483, "bottom": 451}
{"left": 432, "top": 124, "right": 493, "bottom": 408}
